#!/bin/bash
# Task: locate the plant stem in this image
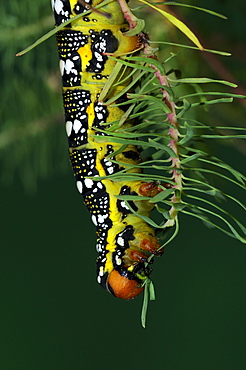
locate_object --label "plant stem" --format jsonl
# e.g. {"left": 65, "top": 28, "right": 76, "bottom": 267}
{"left": 117, "top": 0, "right": 139, "bottom": 29}
{"left": 146, "top": 53, "right": 182, "bottom": 226}
{"left": 118, "top": 0, "right": 183, "bottom": 226}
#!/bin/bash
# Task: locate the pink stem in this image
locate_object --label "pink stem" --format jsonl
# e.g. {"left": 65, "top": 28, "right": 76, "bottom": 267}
{"left": 118, "top": 0, "right": 182, "bottom": 226}
{"left": 117, "top": 0, "right": 138, "bottom": 29}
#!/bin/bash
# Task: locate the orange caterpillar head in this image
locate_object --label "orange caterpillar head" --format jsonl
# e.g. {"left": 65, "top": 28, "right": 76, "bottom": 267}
{"left": 107, "top": 264, "right": 151, "bottom": 300}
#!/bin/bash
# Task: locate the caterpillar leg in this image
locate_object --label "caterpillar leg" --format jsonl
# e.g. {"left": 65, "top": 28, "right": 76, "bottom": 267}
{"left": 138, "top": 182, "right": 163, "bottom": 197}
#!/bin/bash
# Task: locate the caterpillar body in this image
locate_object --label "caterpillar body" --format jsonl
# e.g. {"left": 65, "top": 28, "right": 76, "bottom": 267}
{"left": 52, "top": 0, "right": 164, "bottom": 300}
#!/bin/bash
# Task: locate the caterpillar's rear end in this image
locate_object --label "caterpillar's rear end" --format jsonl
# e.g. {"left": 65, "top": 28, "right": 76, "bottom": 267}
{"left": 53, "top": 0, "right": 164, "bottom": 300}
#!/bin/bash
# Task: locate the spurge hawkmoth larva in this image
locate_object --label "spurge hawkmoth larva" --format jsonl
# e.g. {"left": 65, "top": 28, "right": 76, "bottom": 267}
{"left": 52, "top": 0, "right": 164, "bottom": 300}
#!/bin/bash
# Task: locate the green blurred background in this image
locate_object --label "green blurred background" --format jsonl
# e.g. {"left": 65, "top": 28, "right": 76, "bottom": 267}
{"left": 1, "top": 1, "right": 245, "bottom": 369}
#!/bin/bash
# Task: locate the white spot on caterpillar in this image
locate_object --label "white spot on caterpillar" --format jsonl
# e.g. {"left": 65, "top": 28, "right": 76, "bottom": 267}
{"left": 66, "top": 121, "right": 72, "bottom": 136}
{"left": 73, "top": 119, "right": 82, "bottom": 134}
{"left": 97, "top": 182, "right": 103, "bottom": 189}
{"left": 115, "top": 256, "right": 122, "bottom": 266}
{"left": 97, "top": 276, "right": 101, "bottom": 283}
{"left": 121, "top": 201, "right": 129, "bottom": 210}
{"left": 91, "top": 215, "right": 97, "bottom": 226}
{"left": 99, "top": 40, "right": 106, "bottom": 50}
{"left": 98, "top": 214, "right": 108, "bottom": 224}
{"left": 117, "top": 237, "right": 125, "bottom": 247}
{"left": 99, "top": 266, "right": 104, "bottom": 276}
{"left": 107, "top": 167, "right": 114, "bottom": 175}
{"left": 84, "top": 178, "right": 93, "bottom": 188}
{"left": 94, "top": 52, "right": 103, "bottom": 61}
{"left": 97, "top": 113, "right": 103, "bottom": 120}
{"left": 76, "top": 181, "right": 83, "bottom": 194}
{"left": 54, "top": 0, "right": 63, "bottom": 14}
{"left": 96, "top": 243, "right": 102, "bottom": 252}
{"left": 64, "top": 59, "right": 77, "bottom": 75}
{"left": 59, "top": 59, "right": 65, "bottom": 76}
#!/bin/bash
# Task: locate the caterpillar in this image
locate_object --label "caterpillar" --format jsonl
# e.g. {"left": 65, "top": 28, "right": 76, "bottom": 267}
{"left": 52, "top": 0, "right": 164, "bottom": 300}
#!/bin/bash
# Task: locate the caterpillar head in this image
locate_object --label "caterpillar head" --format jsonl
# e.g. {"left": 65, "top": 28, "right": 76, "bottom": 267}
{"left": 107, "top": 263, "right": 150, "bottom": 300}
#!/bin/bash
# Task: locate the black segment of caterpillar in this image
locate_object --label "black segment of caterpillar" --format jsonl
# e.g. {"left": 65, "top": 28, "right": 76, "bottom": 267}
{"left": 52, "top": 0, "right": 164, "bottom": 300}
